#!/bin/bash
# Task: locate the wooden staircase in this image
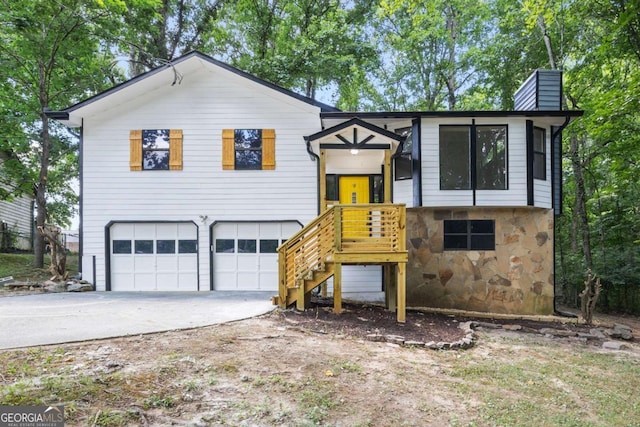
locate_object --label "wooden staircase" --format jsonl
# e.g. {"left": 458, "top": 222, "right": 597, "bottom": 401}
{"left": 274, "top": 204, "right": 408, "bottom": 322}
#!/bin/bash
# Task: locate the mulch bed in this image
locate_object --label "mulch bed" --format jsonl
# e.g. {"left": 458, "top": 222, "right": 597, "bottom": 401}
{"left": 276, "top": 297, "right": 632, "bottom": 347}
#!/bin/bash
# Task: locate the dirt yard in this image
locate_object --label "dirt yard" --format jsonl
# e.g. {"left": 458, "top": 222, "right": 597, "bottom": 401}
{"left": 1, "top": 297, "right": 640, "bottom": 426}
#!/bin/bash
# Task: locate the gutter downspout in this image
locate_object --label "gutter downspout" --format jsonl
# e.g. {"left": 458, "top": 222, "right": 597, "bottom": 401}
{"left": 551, "top": 114, "right": 577, "bottom": 319}
{"left": 305, "top": 137, "right": 322, "bottom": 215}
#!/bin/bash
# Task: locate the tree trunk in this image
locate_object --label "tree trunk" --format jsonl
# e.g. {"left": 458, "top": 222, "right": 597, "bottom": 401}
{"left": 445, "top": 6, "right": 457, "bottom": 111}
{"left": 34, "top": 95, "right": 51, "bottom": 267}
{"left": 569, "top": 135, "right": 593, "bottom": 268}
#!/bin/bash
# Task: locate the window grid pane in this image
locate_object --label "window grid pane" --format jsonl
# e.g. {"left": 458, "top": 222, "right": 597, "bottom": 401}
{"left": 238, "top": 239, "right": 257, "bottom": 253}
{"left": 178, "top": 240, "right": 198, "bottom": 253}
{"left": 135, "top": 240, "right": 154, "bottom": 254}
{"left": 260, "top": 239, "right": 279, "bottom": 253}
{"left": 444, "top": 220, "right": 495, "bottom": 251}
{"left": 475, "top": 126, "right": 507, "bottom": 190}
{"left": 113, "top": 240, "right": 132, "bottom": 254}
{"left": 440, "top": 126, "right": 471, "bottom": 190}
{"left": 533, "top": 127, "right": 546, "bottom": 180}
{"left": 215, "top": 239, "right": 235, "bottom": 253}
{"left": 235, "top": 129, "right": 263, "bottom": 170}
{"left": 156, "top": 240, "right": 176, "bottom": 254}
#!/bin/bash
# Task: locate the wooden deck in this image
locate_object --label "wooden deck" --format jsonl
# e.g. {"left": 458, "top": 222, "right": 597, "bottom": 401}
{"left": 275, "top": 204, "right": 407, "bottom": 322}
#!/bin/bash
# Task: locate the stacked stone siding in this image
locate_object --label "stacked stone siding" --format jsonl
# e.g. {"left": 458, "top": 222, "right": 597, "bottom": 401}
{"left": 406, "top": 207, "right": 554, "bottom": 315}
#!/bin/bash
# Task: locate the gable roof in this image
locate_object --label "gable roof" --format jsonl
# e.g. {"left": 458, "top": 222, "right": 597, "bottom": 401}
{"left": 50, "top": 51, "right": 340, "bottom": 126}
{"left": 305, "top": 118, "right": 404, "bottom": 143}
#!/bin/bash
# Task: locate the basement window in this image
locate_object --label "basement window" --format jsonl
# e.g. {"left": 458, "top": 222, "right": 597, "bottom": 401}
{"left": 443, "top": 220, "right": 495, "bottom": 251}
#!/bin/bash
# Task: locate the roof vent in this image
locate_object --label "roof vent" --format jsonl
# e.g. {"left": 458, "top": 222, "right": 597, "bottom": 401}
{"left": 514, "top": 70, "right": 562, "bottom": 111}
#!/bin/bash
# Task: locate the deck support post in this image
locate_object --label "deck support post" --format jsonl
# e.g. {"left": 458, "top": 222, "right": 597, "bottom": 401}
{"left": 296, "top": 285, "right": 311, "bottom": 310}
{"left": 397, "top": 262, "right": 406, "bottom": 323}
{"left": 333, "top": 262, "right": 342, "bottom": 314}
{"left": 384, "top": 264, "right": 396, "bottom": 311}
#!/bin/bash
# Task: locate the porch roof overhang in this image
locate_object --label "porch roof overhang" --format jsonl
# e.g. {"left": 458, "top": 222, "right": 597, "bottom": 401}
{"left": 304, "top": 118, "right": 404, "bottom": 158}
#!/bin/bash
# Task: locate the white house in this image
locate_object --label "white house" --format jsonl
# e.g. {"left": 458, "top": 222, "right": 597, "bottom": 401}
{"left": 51, "top": 51, "right": 581, "bottom": 316}
{"left": 0, "top": 151, "right": 34, "bottom": 251}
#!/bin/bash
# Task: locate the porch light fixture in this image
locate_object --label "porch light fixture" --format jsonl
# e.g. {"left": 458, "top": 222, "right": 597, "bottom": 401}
{"left": 350, "top": 148, "right": 359, "bottom": 155}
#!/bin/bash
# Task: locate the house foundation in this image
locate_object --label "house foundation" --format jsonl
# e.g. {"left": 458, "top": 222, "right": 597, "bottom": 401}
{"left": 406, "top": 207, "right": 554, "bottom": 315}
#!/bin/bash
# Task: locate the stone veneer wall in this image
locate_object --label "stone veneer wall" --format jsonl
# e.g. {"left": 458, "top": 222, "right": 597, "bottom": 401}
{"left": 406, "top": 207, "right": 555, "bottom": 315}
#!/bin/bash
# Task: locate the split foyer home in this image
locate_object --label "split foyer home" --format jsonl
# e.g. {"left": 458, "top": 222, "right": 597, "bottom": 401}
{"left": 49, "top": 51, "right": 582, "bottom": 319}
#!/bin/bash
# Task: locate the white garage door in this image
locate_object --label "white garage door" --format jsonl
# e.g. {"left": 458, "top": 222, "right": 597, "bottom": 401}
{"left": 212, "top": 222, "right": 301, "bottom": 291}
{"left": 110, "top": 222, "right": 198, "bottom": 291}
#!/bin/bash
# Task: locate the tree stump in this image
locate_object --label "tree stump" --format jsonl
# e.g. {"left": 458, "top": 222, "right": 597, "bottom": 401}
{"left": 38, "top": 225, "right": 68, "bottom": 281}
{"left": 579, "top": 269, "right": 601, "bottom": 325}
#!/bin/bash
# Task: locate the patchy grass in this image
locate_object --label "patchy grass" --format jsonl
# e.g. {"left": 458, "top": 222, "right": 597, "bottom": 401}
{"left": 0, "top": 316, "right": 639, "bottom": 426}
{"left": 0, "top": 252, "right": 78, "bottom": 284}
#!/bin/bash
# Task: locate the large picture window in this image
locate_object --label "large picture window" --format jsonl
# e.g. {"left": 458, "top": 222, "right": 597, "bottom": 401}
{"left": 440, "top": 125, "right": 507, "bottom": 190}
{"left": 443, "top": 220, "right": 495, "bottom": 251}
{"left": 533, "top": 127, "right": 546, "bottom": 180}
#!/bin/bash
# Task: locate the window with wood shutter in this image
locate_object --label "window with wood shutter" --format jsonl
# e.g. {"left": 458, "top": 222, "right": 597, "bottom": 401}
{"left": 222, "top": 128, "right": 276, "bottom": 170}
{"left": 129, "top": 129, "right": 183, "bottom": 171}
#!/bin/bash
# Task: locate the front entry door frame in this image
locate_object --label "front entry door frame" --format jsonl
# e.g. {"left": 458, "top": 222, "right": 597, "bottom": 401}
{"left": 319, "top": 148, "right": 392, "bottom": 213}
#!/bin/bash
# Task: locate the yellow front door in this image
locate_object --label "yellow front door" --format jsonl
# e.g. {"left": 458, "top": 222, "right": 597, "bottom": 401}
{"left": 339, "top": 176, "right": 370, "bottom": 238}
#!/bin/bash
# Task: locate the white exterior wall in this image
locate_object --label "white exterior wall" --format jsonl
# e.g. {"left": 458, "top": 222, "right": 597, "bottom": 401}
{"left": 80, "top": 67, "right": 322, "bottom": 290}
{"left": 421, "top": 117, "right": 533, "bottom": 208}
{"left": 0, "top": 188, "right": 33, "bottom": 250}
{"left": 393, "top": 178, "right": 413, "bottom": 206}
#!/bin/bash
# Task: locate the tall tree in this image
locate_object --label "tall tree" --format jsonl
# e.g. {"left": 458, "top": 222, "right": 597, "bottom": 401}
{"left": 212, "top": 0, "right": 379, "bottom": 110}
{"left": 125, "top": 0, "right": 226, "bottom": 75}
{"left": 373, "top": 0, "right": 489, "bottom": 111}
{"left": 0, "top": 0, "right": 153, "bottom": 267}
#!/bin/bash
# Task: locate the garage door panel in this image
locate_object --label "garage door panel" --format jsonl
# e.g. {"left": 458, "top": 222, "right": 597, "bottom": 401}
{"left": 134, "top": 273, "right": 156, "bottom": 290}
{"left": 134, "top": 224, "right": 155, "bottom": 239}
{"left": 178, "top": 256, "right": 197, "bottom": 270}
{"left": 156, "top": 223, "right": 178, "bottom": 239}
{"left": 178, "top": 273, "right": 198, "bottom": 289}
{"left": 259, "top": 272, "right": 278, "bottom": 291}
{"left": 237, "top": 223, "right": 258, "bottom": 237}
{"left": 156, "top": 273, "right": 179, "bottom": 290}
{"left": 212, "top": 221, "right": 301, "bottom": 290}
{"left": 110, "top": 222, "right": 198, "bottom": 291}
{"left": 111, "top": 224, "right": 134, "bottom": 239}
{"left": 178, "top": 223, "right": 197, "bottom": 238}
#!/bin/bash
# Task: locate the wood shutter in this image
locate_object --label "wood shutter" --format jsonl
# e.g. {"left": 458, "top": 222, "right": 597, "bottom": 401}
{"left": 222, "top": 129, "right": 235, "bottom": 170}
{"left": 129, "top": 130, "right": 142, "bottom": 171}
{"left": 169, "top": 129, "right": 183, "bottom": 170}
{"left": 262, "top": 129, "right": 276, "bottom": 170}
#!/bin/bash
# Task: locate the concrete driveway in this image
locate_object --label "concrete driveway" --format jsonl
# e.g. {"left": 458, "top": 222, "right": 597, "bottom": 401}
{"left": 0, "top": 292, "right": 275, "bottom": 349}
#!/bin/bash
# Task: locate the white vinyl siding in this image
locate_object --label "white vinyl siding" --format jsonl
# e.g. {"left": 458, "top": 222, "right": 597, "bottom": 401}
{"left": 393, "top": 178, "right": 413, "bottom": 206}
{"left": 0, "top": 184, "right": 33, "bottom": 251}
{"left": 326, "top": 265, "right": 382, "bottom": 293}
{"left": 81, "top": 66, "right": 321, "bottom": 291}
